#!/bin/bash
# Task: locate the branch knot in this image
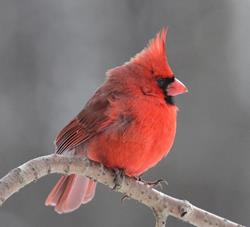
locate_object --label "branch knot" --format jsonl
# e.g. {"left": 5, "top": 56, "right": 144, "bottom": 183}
{"left": 179, "top": 200, "right": 192, "bottom": 218}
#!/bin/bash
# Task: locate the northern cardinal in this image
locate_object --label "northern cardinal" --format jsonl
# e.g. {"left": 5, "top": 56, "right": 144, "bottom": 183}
{"left": 45, "top": 28, "right": 187, "bottom": 214}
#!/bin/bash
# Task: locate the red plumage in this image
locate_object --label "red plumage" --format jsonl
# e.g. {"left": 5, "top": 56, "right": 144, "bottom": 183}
{"left": 45, "top": 28, "right": 187, "bottom": 213}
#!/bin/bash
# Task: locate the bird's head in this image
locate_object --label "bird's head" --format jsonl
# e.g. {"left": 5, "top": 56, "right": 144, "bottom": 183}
{"left": 129, "top": 28, "right": 188, "bottom": 105}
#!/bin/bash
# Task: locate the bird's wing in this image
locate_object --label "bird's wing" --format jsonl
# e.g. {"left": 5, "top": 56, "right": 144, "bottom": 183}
{"left": 55, "top": 87, "right": 118, "bottom": 154}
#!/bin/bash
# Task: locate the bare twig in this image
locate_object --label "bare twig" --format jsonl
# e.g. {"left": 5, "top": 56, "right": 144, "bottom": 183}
{"left": 154, "top": 209, "right": 168, "bottom": 227}
{"left": 0, "top": 154, "right": 245, "bottom": 227}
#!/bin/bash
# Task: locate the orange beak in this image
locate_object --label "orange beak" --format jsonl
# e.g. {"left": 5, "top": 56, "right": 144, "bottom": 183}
{"left": 167, "top": 78, "right": 188, "bottom": 96}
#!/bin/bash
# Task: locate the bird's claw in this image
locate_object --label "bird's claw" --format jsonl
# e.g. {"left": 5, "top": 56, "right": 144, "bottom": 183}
{"left": 112, "top": 168, "right": 125, "bottom": 191}
{"left": 121, "top": 194, "right": 131, "bottom": 203}
{"left": 139, "top": 178, "right": 168, "bottom": 189}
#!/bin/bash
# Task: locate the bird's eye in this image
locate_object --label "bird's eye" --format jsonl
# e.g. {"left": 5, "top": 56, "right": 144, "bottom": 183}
{"left": 157, "top": 77, "right": 175, "bottom": 89}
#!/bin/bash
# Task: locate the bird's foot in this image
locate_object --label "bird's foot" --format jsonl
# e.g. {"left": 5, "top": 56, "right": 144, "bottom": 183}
{"left": 112, "top": 168, "right": 125, "bottom": 191}
{"left": 138, "top": 178, "right": 168, "bottom": 189}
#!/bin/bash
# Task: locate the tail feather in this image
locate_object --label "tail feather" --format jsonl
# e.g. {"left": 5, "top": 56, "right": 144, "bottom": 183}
{"left": 45, "top": 175, "right": 68, "bottom": 206}
{"left": 45, "top": 175, "right": 96, "bottom": 214}
{"left": 82, "top": 179, "right": 97, "bottom": 204}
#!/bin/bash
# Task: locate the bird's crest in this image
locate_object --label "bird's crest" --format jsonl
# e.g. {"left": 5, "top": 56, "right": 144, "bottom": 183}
{"left": 130, "top": 28, "right": 173, "bottom": 76}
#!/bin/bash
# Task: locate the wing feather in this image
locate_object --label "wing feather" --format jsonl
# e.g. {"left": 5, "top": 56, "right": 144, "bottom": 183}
{"left": 55, "top": 88, "right": 115, "bottom": 154}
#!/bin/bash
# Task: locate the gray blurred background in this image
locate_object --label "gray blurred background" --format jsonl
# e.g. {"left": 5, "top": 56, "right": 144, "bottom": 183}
{"left": 0, "top": 0, "right": 249, "bottom": 226}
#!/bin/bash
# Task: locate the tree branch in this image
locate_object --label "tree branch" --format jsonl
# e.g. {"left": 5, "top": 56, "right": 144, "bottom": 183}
{"left": 153, "top": 209, "right": 168, "bottom": 227}
{"left": 0, "top": 154, "right": 245, "bottom": 227}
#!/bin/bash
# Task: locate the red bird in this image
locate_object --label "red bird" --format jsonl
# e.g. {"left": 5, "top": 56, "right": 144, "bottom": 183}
{"left": 45, "top": 28, "right": 187, "bottom": 214}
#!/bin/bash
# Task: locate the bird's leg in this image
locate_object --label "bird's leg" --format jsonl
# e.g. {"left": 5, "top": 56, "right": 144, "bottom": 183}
{"left": 112, "top": 168, "right": 125, "bottom": 191}
{"left": 111, "top": 168, "right": 131, "bottom": 203}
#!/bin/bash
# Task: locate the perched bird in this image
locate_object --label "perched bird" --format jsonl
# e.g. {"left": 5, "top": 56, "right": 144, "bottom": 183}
{"left": 45, "top": 28, "right": 187, "bottom": 214}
